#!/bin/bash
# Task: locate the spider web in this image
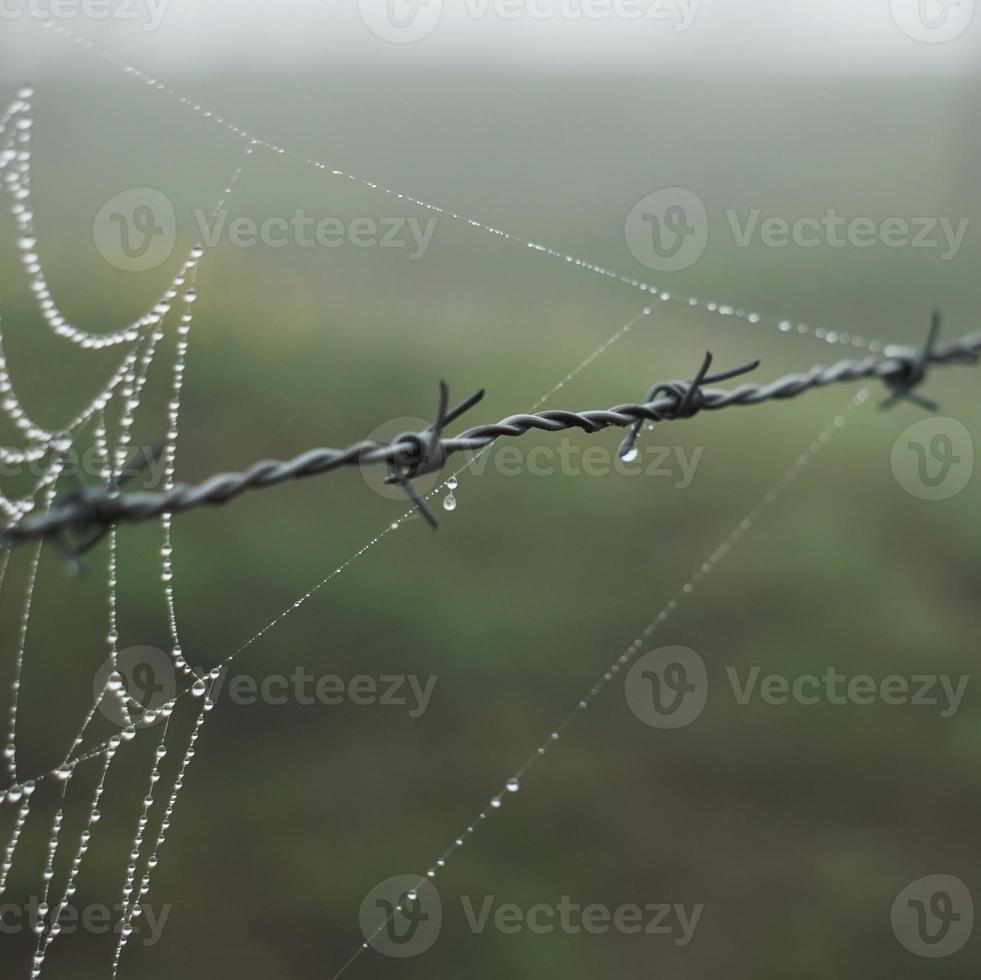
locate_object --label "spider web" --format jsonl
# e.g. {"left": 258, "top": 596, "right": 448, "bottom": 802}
{"left": 0, "top": 84, "right": 253, "bottom": 977}
{"left": 0, "top": 51, "right": 891, "bottom": 979}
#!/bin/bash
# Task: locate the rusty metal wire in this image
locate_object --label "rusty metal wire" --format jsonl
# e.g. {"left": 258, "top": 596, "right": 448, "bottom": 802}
{"left": 2, "top": 322, "right": 979, "bottom": 555}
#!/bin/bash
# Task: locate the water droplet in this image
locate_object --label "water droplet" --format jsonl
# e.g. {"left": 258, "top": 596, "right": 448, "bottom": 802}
{"left": 490, "top": 796, "right": 502, "bottom": 809}
{"left": 506, "top": 778, "right": 520, "bottom": 793}
{"left": 621, "top": 447, "right": 639, "bottom": 463}
{"left": 446, "top": 476, "right": 458, "bottom": 490}
{"left": 191, "top": 680, "right": 207, "bottom": 698}
{"left": 443, "top": 493, "right": 457, "bottom": 512}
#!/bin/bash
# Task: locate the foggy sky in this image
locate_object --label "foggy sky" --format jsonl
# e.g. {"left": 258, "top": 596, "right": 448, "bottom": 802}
{"left": 0, "top": 0, "right": 978, "bottom": 80}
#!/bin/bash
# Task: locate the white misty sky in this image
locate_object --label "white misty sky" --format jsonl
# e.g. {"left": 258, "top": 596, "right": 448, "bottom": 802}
{"left": 0, "top": 0, "right": 978, "bottom": 77}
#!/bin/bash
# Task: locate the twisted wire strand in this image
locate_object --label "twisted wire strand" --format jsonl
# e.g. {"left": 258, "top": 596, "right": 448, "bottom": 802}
{"left": 3, "top": 331, "right": 979, "bottom": 549}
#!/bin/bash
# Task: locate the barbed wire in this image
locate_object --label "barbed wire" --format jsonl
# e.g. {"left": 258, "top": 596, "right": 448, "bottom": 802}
{"left": 2, "top": 317, "right": 978, "bottom": 557}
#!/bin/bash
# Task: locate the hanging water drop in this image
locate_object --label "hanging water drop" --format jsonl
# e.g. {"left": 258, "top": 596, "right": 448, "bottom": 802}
{"left": 443, "top": 493, "right": 456, "bottom": 512}
{"left": 446, "top": 476, "right": 458, "bottom": 490}
{"left": 621, "top": 447, "right": 639, "bottom": 463}
{"left": 506, "top": 777, "right": 520, "bottom": 793}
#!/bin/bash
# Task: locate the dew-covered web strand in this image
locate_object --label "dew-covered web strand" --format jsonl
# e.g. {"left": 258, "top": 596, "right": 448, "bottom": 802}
{"left": 3, "top": 91, "right": 193, "bottom": 351}
{"left": 112, "top": 695, "right": 212, "bottom": 977}
{"left": 31, "top": 770, "right": 72, "bottom": 947}
{"left": 30, "top": 418, "right": 117, "bottom": 976}
{"left": 162, "top": 152, "right": 252, "bottom": 684}
{"left": 0, "top": 90, "right": 207, "bottom": 470}
{"left": 108, "top": 714, "right": 172, "bottom": 976}
{"left": 3, "top": 477, "right": 60, "bottom": 787}
{"left": 35, "top": 23, "right": 889, "bottom": 356}
{"left": 32, "top": 744, "right": 115, "bottom": 978}
{"left": 27, "top": 192, "right": 248, "bottom": 979}
{"left": 331, "top": 386, "right": 873, "bottom": 980}
{"left": 26, "top": 394, "right": 178, "bottom": 976}
{"left": 112, "top": 159, "right": 252, "bottom": 977}
{"left": 0, "top": 103, "right": 253, "bottom": 977}
{"left": 35, "top": 145, "right": 250, "bottom": 978}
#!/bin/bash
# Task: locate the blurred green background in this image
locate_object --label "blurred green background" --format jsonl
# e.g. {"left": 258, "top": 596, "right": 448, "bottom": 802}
{"left": 0, "top": 26, "right": 980, "bottom": 980}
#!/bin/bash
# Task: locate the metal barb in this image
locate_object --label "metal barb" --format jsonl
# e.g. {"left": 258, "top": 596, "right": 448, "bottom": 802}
{"left": 618, "top": 352, "right": 760, "bottom": 459}
{"left": 879, "top": 312, "right": 977, "bottom": 412}
{"left": 383, "top": 382, "right": 485, "bottom": 529}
